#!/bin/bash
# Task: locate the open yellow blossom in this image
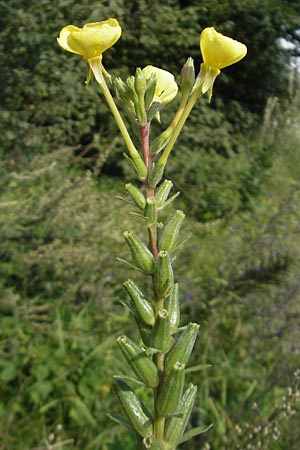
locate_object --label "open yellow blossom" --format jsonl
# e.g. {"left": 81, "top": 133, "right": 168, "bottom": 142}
{"left": 200, "top": 27, "right": 247, "bottom": 70}
{"left": 57, "top": 19, "right": 121, "bottom": 61}
{"left": 142, "top": 66, "right": 178, "bottom": 106}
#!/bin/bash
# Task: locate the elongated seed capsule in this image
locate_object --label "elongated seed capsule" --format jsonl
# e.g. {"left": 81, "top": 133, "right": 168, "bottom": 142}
{"left": 135, "top": 318, "right": 153, "bottom": 347}
{"left": 148, "top": 161, "right": 165, "bottom": 188}
{"left": 165, "top": 283, "right": 180, "bottom": 334}
{"left": 150, "top": 130, "right": 172, "bottom": 155}
{"left": 156, "top": 362, "right": 185, "bottom": 416}
{"left": 114, "top": 379, "right": 153, "bottom": 437}
{"left": 144, "top": 197, "right": 157, "bottom": 225}
{"left": 117, "top": 336, "right": 159, "bottom": 387}
{"left": 153, "top": 251, "right": 174, "bottom": 299}
{"left": 152, "top": 309, "right": 172, "bottom": 353}
{"left": 143, "top": 435, "right": 163, "bottom": 449}
{"left": 164, "top": 383, "right": 198, "bottom": 446}
{"left": 130, "top": 153, "right": 148, "bottom": 180}
{"left": 155, "top": 180, "right": 173, "bottom": 208}
{"left": 125, "top": 183, "right": 146, "bottom": 210}
{"left": 123, "top": 279, "right": 155, "bottom": 326}
{"left": 158, "top": 210, "right": 185, "bottom": 252}
{"left": 123, "top": 231, "right": 155, "bottom": 275}
{"left": 165, "top": 322, "right": 200, "bottom": 375}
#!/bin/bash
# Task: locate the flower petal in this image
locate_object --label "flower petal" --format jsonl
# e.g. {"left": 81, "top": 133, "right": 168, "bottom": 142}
{"left": 142, "top": 66, "right": 178, "bottom": 105}
{"left": 200, "top": 27, "right": 247, "bottom": 70}
{"left": 57, "top": 19, "right": 121, "bottom": 61}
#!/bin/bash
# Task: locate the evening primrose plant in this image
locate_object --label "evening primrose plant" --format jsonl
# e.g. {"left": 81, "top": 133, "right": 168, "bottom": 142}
{"left": 57, "top": 19, "right": 246, "bottom": 450}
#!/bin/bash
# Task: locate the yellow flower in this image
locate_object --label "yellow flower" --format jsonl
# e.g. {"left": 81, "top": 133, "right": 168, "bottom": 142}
{"left": 142, "top": 66, "right": 178, "bottom": 105}
{"left": 200, "top": 27, "right": 247, "bottom": 70}
{"left": 57, "top": 19, "right": 121, "bottom": 61}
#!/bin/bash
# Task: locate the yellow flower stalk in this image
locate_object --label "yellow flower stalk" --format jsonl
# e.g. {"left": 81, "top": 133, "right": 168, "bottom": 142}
{"left": 57, "top": 19, "right": 121, "bottom": 61}
{"left": 200, "top": 27, "right": 247, "bottom": 70}
{"left": 142, "top": 66, "right": 178, "bottom": 106}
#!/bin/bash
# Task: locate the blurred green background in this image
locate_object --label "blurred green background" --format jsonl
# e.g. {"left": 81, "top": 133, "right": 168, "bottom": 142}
{"left": 1, "top": 0, "right": 300, "bottom": 449}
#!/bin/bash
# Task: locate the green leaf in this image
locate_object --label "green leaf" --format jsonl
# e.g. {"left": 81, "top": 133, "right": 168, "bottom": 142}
{"left": 179, "top": 424, "right": 213, "bottom": 444}
{"left": 185, "top": 364, "right": 213, "bottom": 374}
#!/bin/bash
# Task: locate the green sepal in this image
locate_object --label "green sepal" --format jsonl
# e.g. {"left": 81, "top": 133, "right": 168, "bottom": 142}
{"left": 147, "top": 101, "right": 163, "bottom": 122}
{"left": 144, "top": 74, "right": 157, "bottom": 110}
{"left": 155, "top": 180, "right": 173, "bottom": 208}
{"left": 148, "top": 162, "right": 165, "bottom": 187}
{"left": 144, "top": 197, "right": 157, "bottom": 226}
{"left": 165, "top": 283, "right": 180, "bottom": 334}
{"left": 165, "top": 322, "right": 200, "bottom": 375}
{"left": 152, "top": 309, "right": 172, "bottom": 353}
{"left": 156, "top": 362, "right": 185, "bottom": 416}
{"left": 143, "top": 435, "right": 163, "bottom": 450}
{"left": 117, "top": 335, "right": 159, "bottom": 387}
{"left": 153, "top": 251, "right": 174, "bottom": 299}
{"left": 114, "top": 379, "right": 153, "bottom": 437}
{"left": 123, "top": 279, "right": 155, "bottom": 326}
{"left": 123, "top": 231, "right": 155, "bottom": 275}
{"left": 164, "top": 383, "right": 197, "bottom": 447}
{"left": 125, "top": 183, "right": 146, "bottom": 210}
{"left": 158, "top": 210, "right": 185, "bottom": 252}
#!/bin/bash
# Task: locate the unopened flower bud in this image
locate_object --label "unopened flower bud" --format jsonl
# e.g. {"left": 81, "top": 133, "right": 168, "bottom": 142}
{"left": 180, "top": 57, "right": 195, "bottom": 96}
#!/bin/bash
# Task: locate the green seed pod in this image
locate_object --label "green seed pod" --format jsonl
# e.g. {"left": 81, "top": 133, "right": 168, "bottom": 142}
{"left": 125, "top": 183, "right": 146, "bottom": 210}
{"left": 152, "top": 309, "right": 172, "bottom": 353}
{"left": 123, "top": 279, "right": 155, "bottom": 326}
{"left": 165, "top": 322, "right": 200, "bottom": 375}
{"left": 164, "top": 383, "right": 197, "bottom": 446}
{"left": 130, "top": 154, "right": 148, "bottom": 180}
{"left": 135, "top": 318, "right": 153, "bottom": 347}
{"left": 150, "top": 130, "right": 172, "bottom": 155}
{"left": 155, "top": 180, "right": 173, "bottom": 208}
{"left": 117, "top": 336, "right": 159, "bottom": 387}
{"left": 158, "top": 210, "right": 185, "bottom": 252}
{"left": 148, "top": 161, "right": 165, "bottom": 188}
{"left": 165, "top": 283, "right": 180, "bottom": 334}
{"left": 144, "top": 197, "right": 157, "bottom": 225}
{"left": 156, "top": 361, "right": 185, "bottom": 416}
{"left": 114, "top": 379, "right": 153, "bottom": 437}
{"left": 143, "top": 435, "right": 163, "bottom": 450}
{"left": 123, "top": 231, "right": 155, "bottom": 275}
{"left": 153, "top": 251, "right": 174, "bottom": 299}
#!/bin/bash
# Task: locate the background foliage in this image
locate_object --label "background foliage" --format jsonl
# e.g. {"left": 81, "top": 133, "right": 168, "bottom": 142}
{"left": 1, "top": 0, "right": 300, "bottom": 449}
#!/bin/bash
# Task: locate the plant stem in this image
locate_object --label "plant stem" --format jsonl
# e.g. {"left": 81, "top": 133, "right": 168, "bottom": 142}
{"left": 89, "top": 57, "right": 141, "bottom": 162}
